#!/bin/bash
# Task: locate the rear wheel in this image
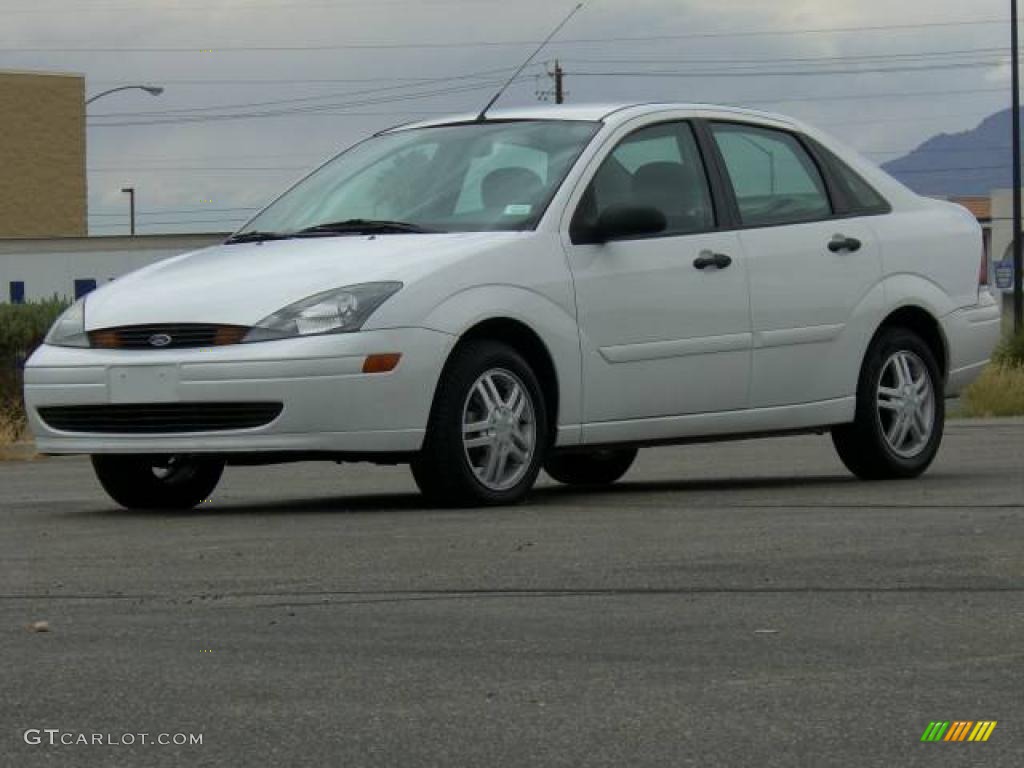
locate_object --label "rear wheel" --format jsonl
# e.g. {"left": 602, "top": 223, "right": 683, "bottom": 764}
{"left": 832, "top": 327, "right": 944, "bottom": 480}
{"left": 411, "top": 340, "right": 548, "bottom": 507}
{"left": 91, "top": 454, "right": 224, "bottom": 510}
{"left": 544, "top": 448, "right": 638, "bottom": 487}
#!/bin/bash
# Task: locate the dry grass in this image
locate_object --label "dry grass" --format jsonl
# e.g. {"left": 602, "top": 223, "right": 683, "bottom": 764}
{"left": 961, "top": 364, "right": 1024, "bottom": 418}
{"left": 0, "top": 398, "right": 28, "bottom": 446}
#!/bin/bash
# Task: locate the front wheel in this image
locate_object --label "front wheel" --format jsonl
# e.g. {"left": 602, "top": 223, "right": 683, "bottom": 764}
{"left": 544, "top": 448, "right": 638, "bottom": 487}
{"left": 832, "top": 328, "right": 944, "bottom": 480}
{"left": 411, "top": 340, "right": 548, "bottom": 507}
{"left": 91, "top": 454, "right": 224, "bottom": 510}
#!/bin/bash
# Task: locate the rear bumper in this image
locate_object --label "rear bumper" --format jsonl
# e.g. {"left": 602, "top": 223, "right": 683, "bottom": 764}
{"left": 25, "top": 328, "right": 454, "bottom": 455}
{"left": 942, "top": 291, "right": 1002, "bottom": 396}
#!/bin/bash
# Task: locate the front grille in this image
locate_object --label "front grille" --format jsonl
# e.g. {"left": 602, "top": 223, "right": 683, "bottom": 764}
{"left": 38, "top": 403, "right": 283, "bottom": 434}
{"left": 89, "top": 324, "right": 249, "bottom": 349}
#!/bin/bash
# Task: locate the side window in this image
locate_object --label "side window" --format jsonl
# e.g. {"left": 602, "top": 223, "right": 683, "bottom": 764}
{"left": 711, "top": 123, "right": 832, "bottom": 227}
{"left": 573, "top": 121, "right": 714, "bottom": 239}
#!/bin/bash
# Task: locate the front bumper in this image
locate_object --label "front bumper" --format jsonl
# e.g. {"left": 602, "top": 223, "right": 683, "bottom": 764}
{"left": 25, "top": 328, "right": 454, "bottom": 455}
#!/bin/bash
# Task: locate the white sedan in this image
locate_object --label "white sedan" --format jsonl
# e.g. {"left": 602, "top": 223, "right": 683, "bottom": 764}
{"left": 26, "top": 103, "right": 1001, "bottom": 508}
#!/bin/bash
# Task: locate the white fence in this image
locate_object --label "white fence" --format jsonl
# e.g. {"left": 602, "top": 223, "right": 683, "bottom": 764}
{"left": 0, "top": 233, "right": 227, "bottom": 303}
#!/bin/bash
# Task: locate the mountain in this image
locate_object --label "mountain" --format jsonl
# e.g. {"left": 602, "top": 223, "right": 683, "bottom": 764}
{"left": 881, "top": 109, "right": 1014, "bottom": 197}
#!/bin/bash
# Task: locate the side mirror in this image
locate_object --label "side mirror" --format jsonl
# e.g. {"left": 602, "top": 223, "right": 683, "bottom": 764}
{"left": 582, "top": 205, "right": 667, "bottom": 244}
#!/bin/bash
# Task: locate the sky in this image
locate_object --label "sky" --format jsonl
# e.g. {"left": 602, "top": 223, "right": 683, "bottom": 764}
{"left": 0, "top": 0, "right": 1014, "bottom": 234}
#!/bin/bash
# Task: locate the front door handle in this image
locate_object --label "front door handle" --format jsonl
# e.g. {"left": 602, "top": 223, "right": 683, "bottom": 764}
{"left": 828, "top": 235, "right": 862, "bottom": 253}
{"left": 694, "top": 251, "right": 733, "bottom": 270}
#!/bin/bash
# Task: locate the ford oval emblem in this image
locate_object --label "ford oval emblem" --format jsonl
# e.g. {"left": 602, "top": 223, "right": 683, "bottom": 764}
{"left": 149, "top": 333, "right": 172, "bottom": 348}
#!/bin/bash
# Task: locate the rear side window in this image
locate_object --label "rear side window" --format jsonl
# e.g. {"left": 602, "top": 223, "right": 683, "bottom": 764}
{"left": 711, "top": 123, "right": 832, "bottom": 227}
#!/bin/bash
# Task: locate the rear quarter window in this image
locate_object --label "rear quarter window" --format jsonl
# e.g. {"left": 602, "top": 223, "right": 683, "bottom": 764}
{"left": 810, "top": 140, "right": 891, "bottom": 215}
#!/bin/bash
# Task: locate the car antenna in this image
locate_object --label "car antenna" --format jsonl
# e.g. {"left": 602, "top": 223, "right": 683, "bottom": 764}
{"left": 475, "top": 3, "right": 585, "bottom": 122}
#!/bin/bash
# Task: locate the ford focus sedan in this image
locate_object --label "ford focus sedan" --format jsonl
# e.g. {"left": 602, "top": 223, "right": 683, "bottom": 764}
{"left": 26, "top": 103, "right": 1001, "bottom": 509}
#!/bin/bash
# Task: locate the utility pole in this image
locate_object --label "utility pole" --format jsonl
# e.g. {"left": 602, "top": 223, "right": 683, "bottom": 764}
{"left": 121, "top": 187, "right": 136, "bottom": 236}
{"left": 537, "top": 60, "right": 567, "bottom": 104}
{"left": 1014, "top": 0, "right": 1023, "bottom": 332}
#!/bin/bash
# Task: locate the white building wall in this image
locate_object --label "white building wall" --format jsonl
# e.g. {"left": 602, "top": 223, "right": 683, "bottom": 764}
{"left": 0, "top": 233, "right": 227, "bottom": 303}
{"left": 986, "top": 190, "right": 1016, "bottom": 329}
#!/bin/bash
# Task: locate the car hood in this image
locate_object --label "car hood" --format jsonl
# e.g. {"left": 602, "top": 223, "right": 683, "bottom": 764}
{"left": 83, "top": 233, "right": 524, "bottom": 330}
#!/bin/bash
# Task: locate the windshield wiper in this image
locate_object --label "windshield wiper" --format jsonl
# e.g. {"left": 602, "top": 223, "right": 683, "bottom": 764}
{"left": 294, "top": 219, "right": 442, "bottom": 237}
{"left": 226, "top": 220, "right": 440, "bottom": 245}
{"left": 225, "top": 231, "right": 288, "bottom": 244}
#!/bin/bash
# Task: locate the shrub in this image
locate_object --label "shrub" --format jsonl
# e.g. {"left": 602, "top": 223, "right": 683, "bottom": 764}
{"left": 994, "top": 329, "right": 1024, "bottom": 369}
{"left": 0, "top": 399, "right": 27, "bottom": 444}
{"left": 961, "top": 365, "right": 1024, "bottom": 418}
{"left": 0, "top": 298, "right": 69, "bottom": 444}
{"left": 0, "top": 297, "right": 69, "bottom": 367}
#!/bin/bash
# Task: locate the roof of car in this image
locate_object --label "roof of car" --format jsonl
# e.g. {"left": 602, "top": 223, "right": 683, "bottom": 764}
{"left": 384, "top": 103, "right": 799, "bottom": 133}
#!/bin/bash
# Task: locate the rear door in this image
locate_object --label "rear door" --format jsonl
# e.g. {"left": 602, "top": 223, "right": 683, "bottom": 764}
{"left": 707, "top": 121, "right": 884, "bottom": 409}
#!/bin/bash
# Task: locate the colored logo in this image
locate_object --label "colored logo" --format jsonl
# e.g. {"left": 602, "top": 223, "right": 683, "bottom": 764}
{"left": 148, "top": 334, "right": 172, "bottom": 348}
{"left": 920, "top": 721, "right": 997, "bottom": 742}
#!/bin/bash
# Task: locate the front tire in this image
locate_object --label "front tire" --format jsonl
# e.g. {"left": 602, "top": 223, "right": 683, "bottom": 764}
{"left": 411, "top": 340, "right": 548, "bottom": 507}
{"left": 91, "top": 454, "right": 224, "bottom": 510}
{"left": 832, "top": 327, "right": 944, "bottom": 480}
{"left": 544, "top": 448, "right": 638, "bottom": 487}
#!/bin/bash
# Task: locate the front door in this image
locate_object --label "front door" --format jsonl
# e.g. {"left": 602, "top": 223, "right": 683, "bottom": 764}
{"left": 563, "top": 120, "right": 752, "bottom": 428}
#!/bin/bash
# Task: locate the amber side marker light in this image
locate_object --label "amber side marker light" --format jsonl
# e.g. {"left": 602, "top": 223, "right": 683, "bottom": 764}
{"left": 363, "top": 353, "right": 402, "bottom": 374}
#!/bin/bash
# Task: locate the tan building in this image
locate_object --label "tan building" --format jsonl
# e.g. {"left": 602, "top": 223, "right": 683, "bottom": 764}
{"left": 0, "top": 70, "right": 87, "bottom": 238}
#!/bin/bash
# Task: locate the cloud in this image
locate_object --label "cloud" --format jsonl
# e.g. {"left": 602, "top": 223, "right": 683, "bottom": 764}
{"left": 0, "top": 0, "right": 1012, "bottom": 230}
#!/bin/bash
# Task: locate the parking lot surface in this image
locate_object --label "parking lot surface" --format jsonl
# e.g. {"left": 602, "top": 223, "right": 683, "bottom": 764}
{"left": 2, "top": 420, "right": 1022, "bottom": 766}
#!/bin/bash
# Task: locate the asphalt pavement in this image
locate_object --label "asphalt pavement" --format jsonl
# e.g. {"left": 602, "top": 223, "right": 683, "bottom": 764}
{"left": 1, "top": 419, "right": 1022, "bottom": 767}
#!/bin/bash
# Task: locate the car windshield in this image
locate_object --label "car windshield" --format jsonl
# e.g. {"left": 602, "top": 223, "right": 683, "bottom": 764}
{"left": 234, "top": 120, "right": 601, "bottom": 239}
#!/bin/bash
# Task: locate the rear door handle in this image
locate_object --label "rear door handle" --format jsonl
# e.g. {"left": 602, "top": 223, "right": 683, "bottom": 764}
{"left": 694, "top": 251, "right": 733, "bottom": 270}
{"left": 828, "top": 235, "right": 862, "bottom": 253}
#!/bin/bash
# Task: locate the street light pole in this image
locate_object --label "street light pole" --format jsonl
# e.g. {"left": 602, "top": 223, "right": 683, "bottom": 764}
{"left": 86, "top": 85, "right": 164, "bottom": 105}
{"left": 1013, "top": 0, "right": 1023, "bottom": 332}
{"left": 122, "top": 187, "right": 136, "bottom": 236}
{"left": 85, "top": 86, "right": 161, "bottom": 239}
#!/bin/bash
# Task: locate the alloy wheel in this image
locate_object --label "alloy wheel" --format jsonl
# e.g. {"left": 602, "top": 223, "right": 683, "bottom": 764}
{"left": 461, "top": 369, "right": 537, "bottom": 492}
{"left": 876, "top": 350, "right": 936, "bottom": 459}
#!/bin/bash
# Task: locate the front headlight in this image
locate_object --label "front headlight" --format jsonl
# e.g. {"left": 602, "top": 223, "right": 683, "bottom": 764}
{"left": 44, "top": 297, "right": 90, "bottom": 348}
{"left": 243, "top": 282, "right": 403, "bottom": 342}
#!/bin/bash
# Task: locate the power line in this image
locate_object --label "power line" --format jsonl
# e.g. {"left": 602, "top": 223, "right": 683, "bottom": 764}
{"left": 87, "top": 78, "right": 529, "bottom": 127}
{"left": 88, "top": 65, "right": 525, "bottom": 119}
{"left": 864, "top": 146, "right": 1012, "bottom": 156}
{"left": 5, "top": 0, "right": 513, "bottom": 12}
{"left": 561, "top": 46, "right": 1010, "bottom": 67}
{"left": 89, "top": 220, "right": 244, "bottom": 228}
{"left": 85, "top": 81, "right": 1011, "bottom": 130}
{"left": 566, "top": 60, "right": 1005, "bottom": 78}
{"left": 89, "top": 207, "right": 261, "bottom": 217}
{"left": 89, "top": 167, "right": 304, "bottom": 172}
{"left": 81, "top": 48, "right": 1010, "bottom": 90}
{"left": 0, "top": 18, "right": 1009, "bottom": 53}
{"left": 888, "top": 165, "right": 1010, "bottom": 174}
{"left": 742, "top": 86, "right": 1009, "bottom": 106}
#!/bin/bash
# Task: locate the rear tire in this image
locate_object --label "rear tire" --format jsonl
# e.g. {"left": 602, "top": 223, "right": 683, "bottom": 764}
{"left": 544, "top": 448, "right": 638, "bottom": 487}
{"left": 91, "top": 454, "right": 224, "bottom": 510}
{"left": 411, "top": 340, "right": 548, "bottom": 507}
{"left": 832, "top": 327, "right": 944, "bottom": 480}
